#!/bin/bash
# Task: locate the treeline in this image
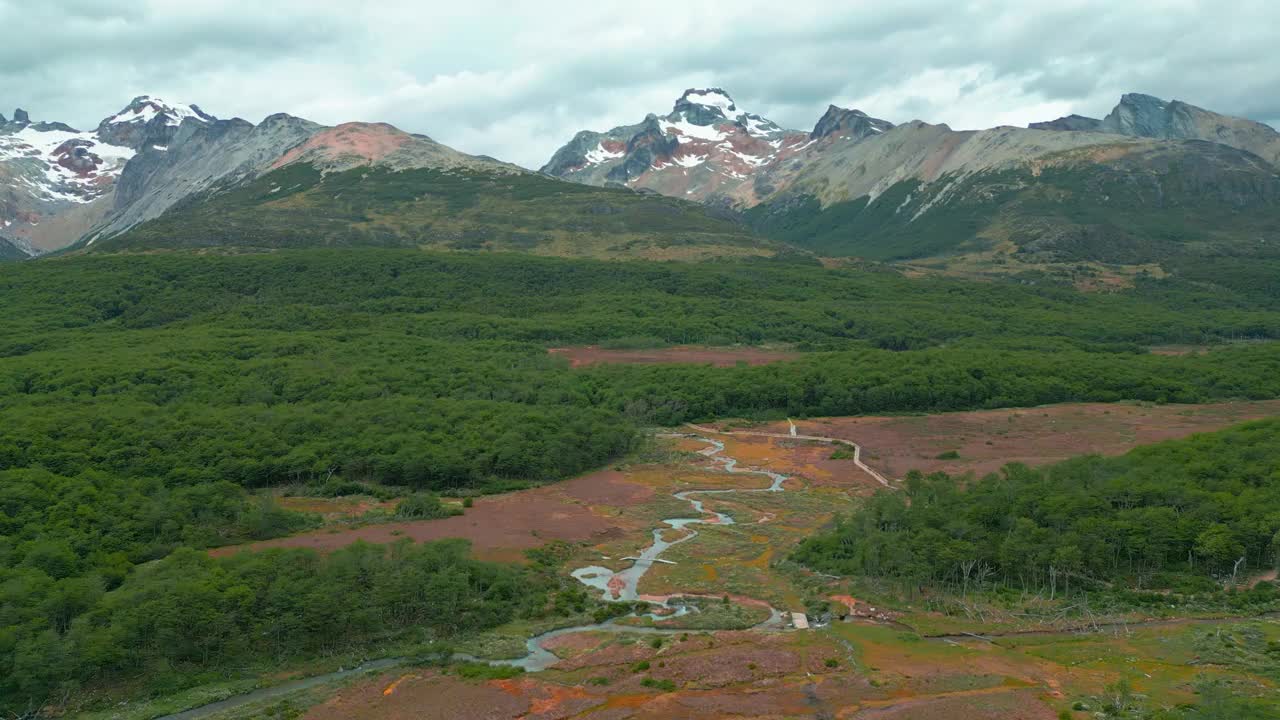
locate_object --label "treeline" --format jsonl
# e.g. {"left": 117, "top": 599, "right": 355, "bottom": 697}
{"left": 794, "top": 420, "right": 1280, "bottom": 595}
{"left": 0, "top": 468, "right": 310, "bottom": 572}
{"left": 2, "top": 540, "right": 542, "bottom": 713}
{"left": 579, "top": 342, "right": 1280, "bottom": 424}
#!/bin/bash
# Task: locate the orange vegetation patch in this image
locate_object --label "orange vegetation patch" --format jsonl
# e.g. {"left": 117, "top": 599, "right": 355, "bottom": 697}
{"left": 548, "top": 345, "right": 799, "bottom": 368}
{"left": 304, "top": 672, "right": 597, "bottom": 720}
{"left": 845, "top": 687, "right": 1058, "bottom": 719}
{"left": 541, "top": 630, "right": 614, "bottom": 660}
{"left": 711, "top": 435, "right": 884, "bottom": 493}
{"left": 212, "top": 468, "right": 651, "bottom": 562}
{"left": 637, "top": 593, "right": 775, "bottom": 611}
{"left": 302, "top": 628, "right": 1074, "bottom": 719}
{"left": 742, "top": 400, "right": 1280, "bottom": 479}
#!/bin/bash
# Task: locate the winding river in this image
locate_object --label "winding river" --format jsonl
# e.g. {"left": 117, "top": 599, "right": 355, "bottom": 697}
{"left": 488, "top": 434, "right": 793, "bottom": 671}
{"left": 159, "top": 431, "right": 795, "bottom": 718}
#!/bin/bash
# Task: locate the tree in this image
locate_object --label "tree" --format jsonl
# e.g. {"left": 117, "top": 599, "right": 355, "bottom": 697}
{"left": 1195, "top": 524, "right": 1245, "bottom": 575}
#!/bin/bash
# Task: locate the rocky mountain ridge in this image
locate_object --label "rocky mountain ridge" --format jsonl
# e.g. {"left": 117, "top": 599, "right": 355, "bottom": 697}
{"left": 5, "top": 88, "right": 1279, "bottom": 273}
{"left": 1032, "top": 93, "right": 1280, "bottom": 166}
{"left": 0, "top": 96, "right": 214, "bottom": 253}
{"left": 546, "top": 90, "right": 1280, "bottom": 212}
{"left": 543, "top": 90, "right": 1280, "bottom": 276}
{"left": 1, "top": 96, "right": 525, "bottom": 254}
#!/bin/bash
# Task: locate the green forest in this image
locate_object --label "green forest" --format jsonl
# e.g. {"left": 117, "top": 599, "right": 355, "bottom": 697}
{"left": 2, "top": 538, "right": 553, "bottom": 710}
{"left": 5, "top": 248, "right": 1280, "bottom": 713}
{"left": 794, "top": 419, "right": 1280, "bottom": 595}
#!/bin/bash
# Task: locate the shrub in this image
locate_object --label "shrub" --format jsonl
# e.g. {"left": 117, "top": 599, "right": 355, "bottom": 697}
{"left": 641, "top": 677, "right": 676, "bottom": 692}
{"left": 395, "top": 493, "right": 462, "bottom": 520}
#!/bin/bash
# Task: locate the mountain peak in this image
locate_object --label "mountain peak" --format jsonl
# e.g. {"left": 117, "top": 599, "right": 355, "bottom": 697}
{"left": 675, "top": 88, "right": 737, "bottom": 113}
{"left": 1028, "top": 114, "right": 1102, "bottom": 132}
{"left": 811, "top": 105, "right": 893, "bottom": 140}
{"left": 101, "top": 95, "right": 215, "bottom": 129}
{"left": 95, "top": 96, "right": 217, "bottom": 151}
{"left": 670, "top": 88, "right": 742, "bottom": 127}
{"left": 1100, "top": 92, "right": 1182, "bottom": 138}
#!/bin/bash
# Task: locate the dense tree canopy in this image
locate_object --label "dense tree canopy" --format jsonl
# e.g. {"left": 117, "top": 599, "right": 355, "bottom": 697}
{"left": 794, "top": 420, "right": 1280, "bottom": 593}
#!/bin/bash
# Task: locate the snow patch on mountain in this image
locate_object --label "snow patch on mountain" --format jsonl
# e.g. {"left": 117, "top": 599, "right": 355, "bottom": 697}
{"left": 584, "top": 142, "right": 625, "bottom": 164}
{"left": 104, "top": 96, "right": 210, "bottom": 127}
{"left": 0, "top": 125, "right": 135, "bottom": 203}
{"left": 659, "top": 118, "right": 729, "bottom": 143}
{"left": 683, "top": 89, "right": 736, "bottom": 112}
{"left": 674, "top": 153, "right": 708, "bottom": 168}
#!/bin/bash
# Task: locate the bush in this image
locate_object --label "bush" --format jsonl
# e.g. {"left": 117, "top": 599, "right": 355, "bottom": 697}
{"left": 395, "top": 493, "right": 462, "bottom": 520}
{"left": 641, "top": 677, "right": 676, "bottom": 692}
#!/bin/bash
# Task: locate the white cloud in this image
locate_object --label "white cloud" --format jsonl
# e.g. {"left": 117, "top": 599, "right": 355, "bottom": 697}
{"left": 3, "top": 0, "right": 1278, "bottom": 168}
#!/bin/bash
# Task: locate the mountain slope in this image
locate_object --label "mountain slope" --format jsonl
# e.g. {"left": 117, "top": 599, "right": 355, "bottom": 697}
{"left": 0, "top": 236, "right": 29, "bottom": 261}
{"left": 547, "top": 90, "right": 1280, "bottom": 281}
{"left": 749, "top": 137, "right": 1280, "bottom": 271}
{"left": 1098, "top": 93, "right": 1280, "bottom": 167}
{"left": 90, "top": 161, "right": 776, "bottom": 260}
{"left": 81, "top": 113, "right": 324, "bottom": 245}
{"left": 1033, "top": 93, "right": 1280, "bottom": 168}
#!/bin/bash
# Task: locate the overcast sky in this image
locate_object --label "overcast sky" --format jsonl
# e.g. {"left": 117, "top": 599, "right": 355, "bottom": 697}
{"left": 4, "top": 0, "right": 1278, "bottom": 168}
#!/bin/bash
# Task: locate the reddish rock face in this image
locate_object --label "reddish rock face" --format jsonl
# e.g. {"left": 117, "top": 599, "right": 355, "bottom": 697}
{"left": 271, "top": 122, "right": 414, "bottom": 170}
{"left": 52, "top": 140, "right": 103, "bottom": 176}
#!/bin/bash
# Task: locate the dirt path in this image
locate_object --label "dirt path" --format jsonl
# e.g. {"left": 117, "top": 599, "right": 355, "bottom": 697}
{"left": 685, "top": 423, "right": 894, "bottom": 487}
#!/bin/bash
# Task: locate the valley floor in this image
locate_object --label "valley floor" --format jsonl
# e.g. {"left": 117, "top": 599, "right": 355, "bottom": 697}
{"left": 172, "top": 400, "right": 1280, "bottom": 719}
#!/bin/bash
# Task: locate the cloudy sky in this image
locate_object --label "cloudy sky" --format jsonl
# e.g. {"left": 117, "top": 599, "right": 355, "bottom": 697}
{"left": 4, "top": 0, "right": 1278, "bottom": 168}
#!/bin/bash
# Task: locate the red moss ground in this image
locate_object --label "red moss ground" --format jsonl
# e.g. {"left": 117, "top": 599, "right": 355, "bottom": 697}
{"left": 722, "top": 400, "right": 1280, "bottom": 479}
{"left": 300, "top": 626, "right": 1082, "bottom": 719}
{"left": 212, "top": 468, "right": 651, "bottom": 563}
{"left": 548, "top": 345, "right": 799, "bottom": 368}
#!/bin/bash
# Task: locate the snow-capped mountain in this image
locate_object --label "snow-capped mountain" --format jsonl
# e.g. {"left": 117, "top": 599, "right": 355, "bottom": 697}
{"left": 95, "top": 96, "right": 216, "bottom": 150}
{"left": 0, "top": 96, "right": 214, "bottom": 253}
{"left": 0, "top": 95, "right": 524, "bottom": 253}
{"left": 541, "top": 88, "right": 893, "bottom": 206}
{"left": 545, "top": 89, "right": 1280, "bottom": 217}
{"left": 543, "top": 90, "right": 1280, "bottom": 271}
{"left": 7, "top": 87, "right": 1279, "bottom": 268}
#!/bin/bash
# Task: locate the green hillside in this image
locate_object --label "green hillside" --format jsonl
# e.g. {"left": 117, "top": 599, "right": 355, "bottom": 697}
{"left": 90, "top": 163, "right": 777, "bottom": 260}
